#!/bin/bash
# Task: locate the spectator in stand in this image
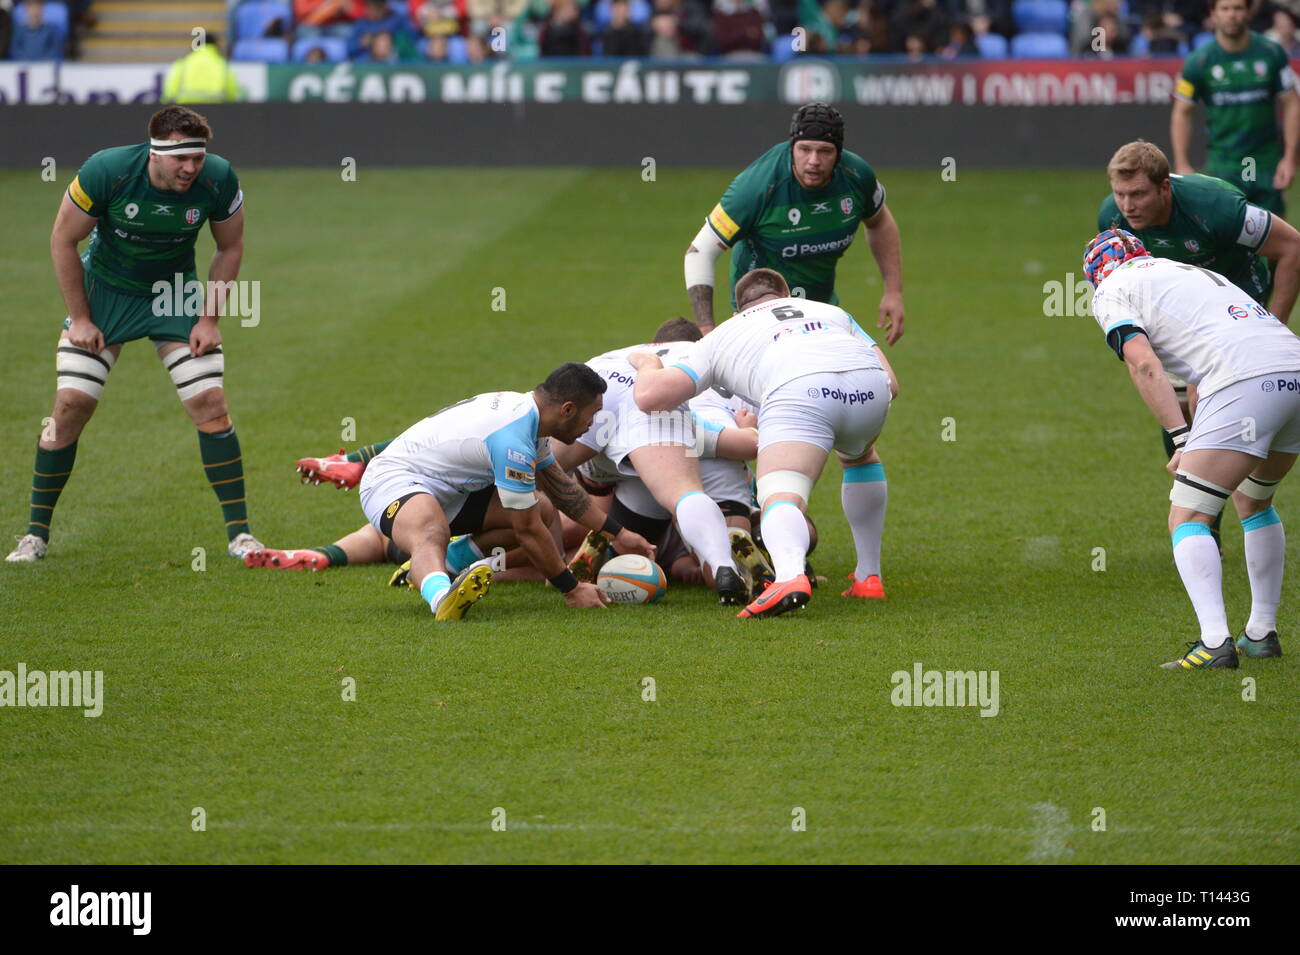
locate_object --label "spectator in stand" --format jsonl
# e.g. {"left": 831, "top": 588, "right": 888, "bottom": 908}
{"left": 1, "top": 1, "right": 13, "bottom": 62}
{"left": 296, "top": 0, "right": 364, "bottom": 38}
{"left": 712, "top": 0, "right": 767, "bottom": 57}
{"left": 938, "top": 20, "right": 979, "bottom": 56}
{"left": 303, "top": 44, "right": 329, "bottom": 62}
{"left": 848, "top": 29, "right": 873, "bottom": 53}
{"left": 657, "top": 0, "right": 710, "bottom": 53}
{"left": 1139, "top": 10, "right": 1185, "bottom": 52}
{"left": 466, "top": 30, "right": 494, "bottom": 59}
{"left": 538, "top": 0, "right": 589, "bottom": 54}
{"left": 1091, "top": 12, "right": 1128, "bottom": 54}
{"left": 769, "top": 0, "right": 798, "bottom": 36}
{"left": 361, "top": 28, "right": 401, "bottom": 60}
{"left": 1267, "top": 6, "right": 1300, "bottom": 54}
{"left": 892, "top": 0, "right": 950, "bottom": 53}
{"left": 857, "top": 0, "right": 892, "bottom": 53}
{"left": 424, "top": 31, "right": 450, "bottom": 58}
{"left": 604, "top": 0, "right": 651, "bottom": 55}
{"left": 467, "top": 0, "right": 528, "bottom": 38}
{"left": 649, "top": 6, "right": 684, "bottom": 54}
{"left": 11, "top": 0, "right": 62, "bottom": 60}
{"left": 822, "top": 0, "right": 858, "bottom": 53}
{"left": 350, "top": 0, "right": 417, "bottom": 58}
{"left": 1071, "top": 0, "right": 1130, "bottom": 55}
{"left": 412, "top": 0, "right": 464, "bottom": 37}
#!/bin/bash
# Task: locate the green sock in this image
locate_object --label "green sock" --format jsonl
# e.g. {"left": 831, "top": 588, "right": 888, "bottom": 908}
{"left": 311, "top": 544, "right": 348, "bottom": 567}
{"left": 28, "top": 442, "right": 78, "bottom": 541}
{"left": 199, "top": 428, "right": 249, "bottom": 541}
{"left": 346, "top": 440, "right": 392, "bottom": 465}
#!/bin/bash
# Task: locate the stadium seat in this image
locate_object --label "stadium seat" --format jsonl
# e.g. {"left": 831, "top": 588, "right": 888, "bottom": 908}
{"left": 232, "top": 37, "right": 290, "bottom": 62}
{"left": 447, "top": 34, "right": 469, "bottom": 64}
{"left": 1009, "top": 31, "right": 1069, "bottom": 57}
{"left": 14, "top": 1, "right": 69, "bottom": 40}
{"left": 974, "top": 32, "right": 1008, "bottom": 58}
{"left": 1129, "top": 32, "right": 1147, "bottom": 55}
{"left": 292, "top": 36, "right": 348, "bottom": 62}
{"left": 1011, "top": 0, "right": 1068, "bottom": 34}
{"left": 770, "top": 33, "right": 799, "bottom": 62}
{"left": 235, "top": 1, "right": 291, "bottom": 41}
{"left": 1192, "top": 30, "right": 1215, "bottom": 49}
{"left": 591, "top": 0, "right": 652, "bottom": 28}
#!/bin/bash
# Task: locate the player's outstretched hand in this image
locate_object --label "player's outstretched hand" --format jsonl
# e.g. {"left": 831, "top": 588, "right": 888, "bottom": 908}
{"left": 564, "top": 581, "right": 610, "bottom": 609}
{"left": 66, "top": 317, "right": 104, "bottom": 355}
{"left": 612, "top": 528, "right": 655, "bottom": 560}
{"left": 1166, "top": 449, "right": 1182, "bottom": 475}
{"left": 190, "top": 316, "right": 222, "bottom": 356}
{"left": 878, "top": 291, "right": 905, "bottom": 346}
{"left": 734, "top": 408, "right": 757, "bottom": 429}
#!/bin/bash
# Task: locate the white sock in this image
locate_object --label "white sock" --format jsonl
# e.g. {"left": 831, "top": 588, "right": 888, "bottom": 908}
{"left": 761, "top": 500, "right": 810, "bottom": 581}
{"left": 1172, "top": 523, "right": 1230, "bottom": 648}
{"left": 419, "top": 571, "right": 451, "bottom": 613}
{"left": 841, "top": 463, "right": 887, "bottom": 579}
{"left": 674, "top": 492, "right": 735, "bottom": 575}
{"left": 1243, "top": 507, "right": 1285, "bottom": 639}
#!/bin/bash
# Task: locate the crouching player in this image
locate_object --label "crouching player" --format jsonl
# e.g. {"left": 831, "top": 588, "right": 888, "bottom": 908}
{"left": 1084, "top": 229, "right": 1300, "bottom": 667}
{"left": 356, "top": 363, "right": 655, "bottom": 619}
{"left": 630, "top": 268, "right": 897, "bottom": 619}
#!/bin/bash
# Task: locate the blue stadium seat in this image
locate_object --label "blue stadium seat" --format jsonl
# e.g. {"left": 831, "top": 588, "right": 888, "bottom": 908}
{"left": 1192, "top": 30, "right": 1215, "bottom": 49}
{"left": 770, "top": 33, "right": 799, "bottom": 62}
{"left": 447, "top": 34, "right": 469, "bottom": 63}
{"left": 1129, "top": 32, "right": 1147, "bottom": 55}
{"left": 1010, "top": 31, "right": 1069, "bottom": 57}
{"left": 232, "top": 37, "right": 290, "bottom": 61}
{"left": 592, "top": 0, "right": 652, "bottom": 28}
{"left": 15, "top": 1, "right": 69, "bottom": 39}
{"left": 975, "top": 32, "right": 1008, "bottom": 58}
{"left": 1012, "top": 0, "right": 1069, "bottom": 34}
{"left": 235, "top": 1, "right": 291, "bottom": 41}
{"left": 292, "top": 36, "right": 348, "bottom": 61}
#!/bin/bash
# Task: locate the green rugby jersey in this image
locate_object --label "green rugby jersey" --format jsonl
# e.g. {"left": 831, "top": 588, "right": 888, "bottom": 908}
{"left": 67, "top": 143, "right": 243, "bottom": 296}
{"left": 1097, "top": 173, "right": 1273, "bottom": 304}
{"left": 1175, "top": 32, "right": 1295, "bottom": 190}
{"left": 707, "top": 142, "right": 886, "bottom": 305}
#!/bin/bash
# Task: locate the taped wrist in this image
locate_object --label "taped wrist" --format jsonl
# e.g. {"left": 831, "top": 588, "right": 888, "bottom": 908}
{"left": 1164, "top": 425, "right": 1189, "bottom": 450}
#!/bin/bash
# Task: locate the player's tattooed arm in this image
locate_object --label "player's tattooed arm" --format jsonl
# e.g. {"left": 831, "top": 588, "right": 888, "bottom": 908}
{"left": 687, "top": 283, "right": 714, "bottom": 330}
{"left": 536, "top": 461, "right": 593, "bottom": 525}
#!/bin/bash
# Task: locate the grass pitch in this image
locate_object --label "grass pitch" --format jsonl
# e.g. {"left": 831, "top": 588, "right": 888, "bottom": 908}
{"left": 0, "top": 167, "right": 1295, "bottom": 864}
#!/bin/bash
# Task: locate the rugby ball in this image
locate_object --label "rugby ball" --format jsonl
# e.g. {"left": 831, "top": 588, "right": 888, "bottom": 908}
{"left": 596, "top": 554, "right": 667, "bottom": 604}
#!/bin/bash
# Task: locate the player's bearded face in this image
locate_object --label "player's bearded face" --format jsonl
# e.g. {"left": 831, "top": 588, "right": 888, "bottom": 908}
{"left": 792, "top": 141, "right": 837, "bottom": 189}
{"left": 1213, "top": 0, "right": 1248, "bottom": 35}
{"left": 154, "top": 153, "right": 205, "bottom": 193}
{"left": 1110, "top": 175, "right": 1170, "bottom": 229}
{"left": 556, "top": 397, "right": 602, "bottom": 443}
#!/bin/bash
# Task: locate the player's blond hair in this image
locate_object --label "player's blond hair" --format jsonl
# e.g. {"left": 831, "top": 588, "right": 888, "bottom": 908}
{"left": 1107, "top": 140, "right": 1170, "bottom": 186}
{"left": 735, "top": 268, "right": 791, "bottom": 309}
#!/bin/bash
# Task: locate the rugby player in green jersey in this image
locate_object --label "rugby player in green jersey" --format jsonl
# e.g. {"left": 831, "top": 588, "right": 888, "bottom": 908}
{"left": 5, "top": 106, "right": 262, "bottom": 563}
{"left": 1170, "top": 0, "right": 1300, "bottom": 217}
{"left": 683, "top": 102, "right": 905, "bottom": 344}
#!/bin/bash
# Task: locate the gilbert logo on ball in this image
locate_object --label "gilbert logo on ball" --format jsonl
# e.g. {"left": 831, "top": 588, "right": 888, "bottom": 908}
{"left": 596, "top": 555, "right": 668, "bottom": 604}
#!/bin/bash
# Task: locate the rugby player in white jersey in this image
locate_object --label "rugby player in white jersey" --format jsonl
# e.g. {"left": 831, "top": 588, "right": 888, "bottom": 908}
{"left": 629, "top": 268, "right": 898, "bottom": 619}
{"left": 565, "top": 318, "right": 777, "bottom": 594}
{"left": 1085, "top": 229, "right": 1300, "bottom": 667}
{"left": 550, "top": 326, "right": 753, "bottom": 606}
{"left": 357, "top": 362, "right": 654, "bottom": 620}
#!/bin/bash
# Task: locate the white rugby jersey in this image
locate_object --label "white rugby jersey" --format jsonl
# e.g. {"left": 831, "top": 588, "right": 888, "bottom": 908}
{"left": 365, "top": 391, "right": 555, "bottom": 509}
{"left": 668, "top": 297, "right": 881, "bottom": 405}
{"left": 578, "top": 340, "right": 698, "bottom": 454}
{"left": 1093, "top": 256, "right": 1300, "bottom": 397}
